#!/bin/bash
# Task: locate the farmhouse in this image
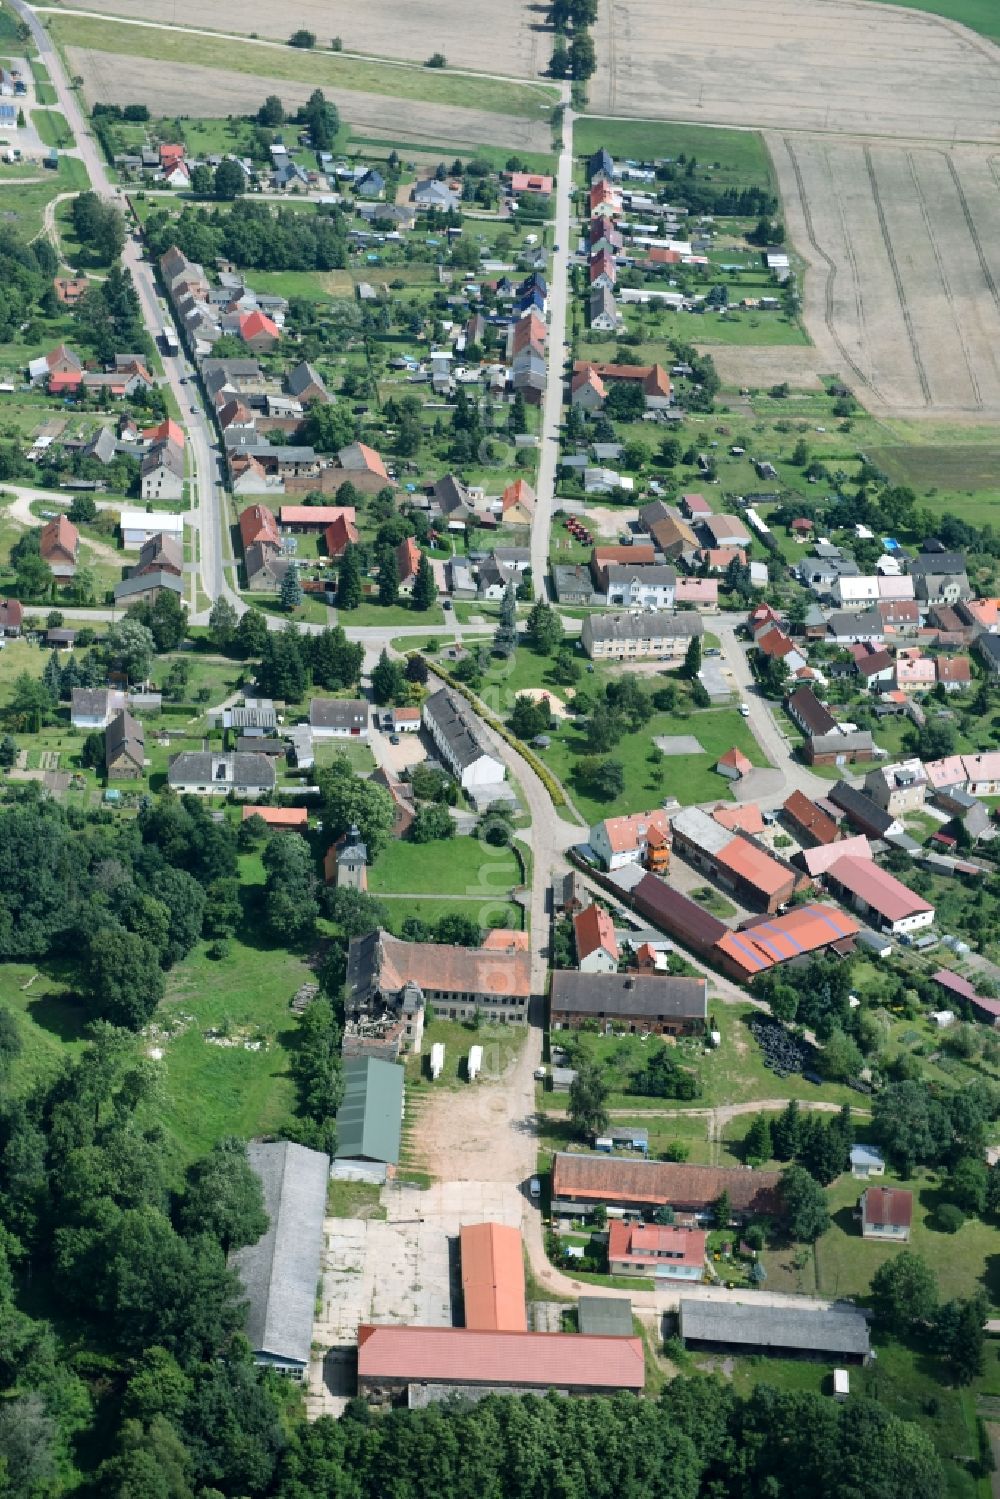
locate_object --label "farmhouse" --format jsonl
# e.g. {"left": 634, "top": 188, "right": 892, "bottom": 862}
{"left": 334, "top": 1056, "right": 404, "bottom": 1168}
{"left": 356, "top": 1325, "right": 644, "bottom": 1401}
{"left": 573, "top": 904, "right": 619, "bottom": 973}
{"left": 783, "top": 790, "right": 840, "bottom": 847}
{"left": 860, "top": 1186, "right": 913, "bottom": 1242}
{"left": 805, "top": 730, "right": 877, "bottom": 767}
{"left": 679, "top": 1300, "right": 870, "bottom": 1364}
{"left": 670, "top": 806, "right": 807, "bottom": 915}
{"left": 630, "top": 875, "right": 728, "bottom": 958}
{"left": 345, "top": 929, "right": 531, "bottom": 1050}
{"left": 104, "top": 710, "right": 145, "bottom": 780}
{"left": 230, "top": 1141, "right": 329, "bottom": 1379}
{"left": 550, "top": 1153, "right": 782, "bottom": 1223}
{"left": 589, "top": 808, "right": 671, "bottom": 872}
{"left": 607, "top": 1222, "right": 706, "bottom": 1281}
{"left": 785, "top": 686, "right": 837, "bottom": 739}
{"left": 550, "top": 971, "right": 707, "bottom": 1036}
{"left": 826, "top": 782, "right": 902, "bottom": 839}
{"left": 40, "top": 515, "right": 79, "bottom": 579}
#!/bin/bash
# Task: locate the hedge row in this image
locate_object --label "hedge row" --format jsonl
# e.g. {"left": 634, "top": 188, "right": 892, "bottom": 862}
{"left": 416, "top": 656, "right": 567, "bottom": 810}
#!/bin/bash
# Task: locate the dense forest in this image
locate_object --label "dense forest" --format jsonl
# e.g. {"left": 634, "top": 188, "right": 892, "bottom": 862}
{"left": 142, "top": 201, "right": 349, "bottom": 273}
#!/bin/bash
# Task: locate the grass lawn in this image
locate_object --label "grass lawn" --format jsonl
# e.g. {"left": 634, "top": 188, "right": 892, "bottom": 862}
{"left": 341, "top": 600, "right": 445, "bottom": 627}
{"left": 574, "top": 117, "right": 774, "bottom": 190}
{"left": 368, "top": 834, "right": 520, "bottom": 898}
{"left": 48, "top": 15, "right": 558, "bottom": 117}
{"left": 537, "top": 1102, "right": 724, "bottom": 1166}
{"left": 868, "top": 443, "right": 1000, "bottom": 529}
{"left": 0, "top": 962, "right": 89, "bottom": 1097}
{"left": 557, "top": 1007, "right": 862, "bottom": 1113}
{"left": 325, "top": 1177, "right": 386, "bottom": 1220}
{"left": 155, "top": 935, "right": 309, "bottom": 1164}
{"left": 381, "top": 896, "right": 523, "bottom": 935}
{"left": 535, "top": 705, "right": 770, "bottom": 818}
{"left": 403, "top": 1012, "right": 527, "bottom": 1089}
{"left": 683, "top": 312, "right": 809, "bottom": 347}
{"left": 31, "top": 108, "right": 73, "bottom": 149}
{"left": 814, "top": 1171, "right": 1000, "bottom": 1308}
{"left": 0, "top": 157, "right": 88, "bottom": 239}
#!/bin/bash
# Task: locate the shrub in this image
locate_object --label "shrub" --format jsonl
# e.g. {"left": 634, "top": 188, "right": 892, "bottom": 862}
{"left": 937, "top": 1203, "right": 965, "bottom": 1234}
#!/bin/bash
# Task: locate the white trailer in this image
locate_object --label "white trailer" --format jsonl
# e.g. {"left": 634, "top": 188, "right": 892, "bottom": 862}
{"left": 467, "top": 1044, "right": 483, "bottom": 1082}
{"left": 430, "top": 1041, "right": 445, "bottom": 1081}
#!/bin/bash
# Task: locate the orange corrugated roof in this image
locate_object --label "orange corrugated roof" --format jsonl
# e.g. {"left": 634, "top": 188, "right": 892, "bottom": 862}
{"left": 715, "top": 836, "right": 792, "bottom": 897}
{"left": 279, "top": 506, "right": 356, "bottom": 525}
{"left": 608, "top": 1219, "right": 706, "bottom": 1268}
{"left": 460, "top": 1222, "right": 527, "bottom": 1332}
{"left": 481, "top": 928, "right": 530, "bottom": 952}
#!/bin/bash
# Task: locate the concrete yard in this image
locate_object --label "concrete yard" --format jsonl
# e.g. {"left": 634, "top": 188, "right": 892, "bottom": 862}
{"left": 308, "top": 1179, "right": 523, "bottom": 1417}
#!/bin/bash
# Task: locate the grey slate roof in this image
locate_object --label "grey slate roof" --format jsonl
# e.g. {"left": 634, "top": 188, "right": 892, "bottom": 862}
{"left": 105, "top": 709, "right": 144, "bottom": 771}
{"left": 309, "top": 697, "right": 368, "bottom": 732}
{"left": 114, "top": 570, "right": 184, "bottom": 603}
{"left": 137, "top": 532, "right": 183, "bottom": 573}
{"left": 679, "top": 1298, "right": 870, "bottom": 1357}
{"left": 287, "top": 360, "right": 327, "bottom": 399}
{"left": 167, "top": 751, "right": 275, "bottom": 789}
{"left": 422, "top": 688, "right": 497, "bottom": 771}
{"left": 433, "top": 474, "right": 474, "bottom": 517}
{"left": 810, "top": 729, "right": 875, "bottom": 757}
{"left": 230, "top": 1141, "right": 330, "bottom": 1368}
{"left": 584, "top": 610, "right": 703, "bottom": 644}
{"left": 786, "top": 686, "right": 837, "bottom": 736}
{"left": 910, "top": 550, "right": 967, "bottom": 575}
{"left": 550, "top": 970, "right": 706, "bottom": 1021}
{"left": 335, "top": 1056, "right": 404, "bottom": 1165}
{"left": 827, "top": 781, "right": 896, "bottom": 835}
{"left": 578, "top": 1296, "right": 633, "bottom": 1337}
{"left": 604, "top": 564, "right": 677, "bottom": 587}
{"left": 827, "top": 609, "right": 885, "bottom": 637}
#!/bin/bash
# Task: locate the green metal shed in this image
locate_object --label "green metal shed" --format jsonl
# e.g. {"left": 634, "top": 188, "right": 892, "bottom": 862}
{"left": 335, "top": 1056, "right": 404, "bottom": 1166}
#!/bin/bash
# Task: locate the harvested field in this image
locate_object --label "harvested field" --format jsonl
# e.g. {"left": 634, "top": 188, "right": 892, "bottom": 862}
{"left": 772, "top": 134, "right": 1000, "bottom": 418}
{"left": 50, "top": 15, "right": 557, "bottom": 118}
{"left": 56, "top": 0, "right": 550, "bottom": 79}
{"left": 65, "top": 48, "right": 553, "bottom": 155}
{"left": 591, "top": 0, "right": 1000, "bottom": 142}
{"left": 695, "top": 345, "right": 829, "bottom": 391}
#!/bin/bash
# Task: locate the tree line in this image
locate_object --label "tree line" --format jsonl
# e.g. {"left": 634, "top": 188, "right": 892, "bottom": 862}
{"left": 143, "top": 199, "right": 348, "bottom": 273}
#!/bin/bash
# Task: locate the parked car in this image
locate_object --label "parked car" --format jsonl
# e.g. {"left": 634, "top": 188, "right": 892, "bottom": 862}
{"left": 529, "top": 1177, "right": 541, "bottom": 1198}
{"left": 739, "top": 702, "right": 750, "bottom": 717}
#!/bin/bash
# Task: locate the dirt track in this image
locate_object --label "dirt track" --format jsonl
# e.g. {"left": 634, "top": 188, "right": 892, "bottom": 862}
{"left": 67, "top": 47, "right": 553, "bottom": 154}
{"left": 592, "top": 0, "right": 1000, "bottom": 143}
{"left": 60, "top": 0, "right": 549, "bottom": 80}
{"left": 772, "top": 133, "right": 1000, "bottom": 418}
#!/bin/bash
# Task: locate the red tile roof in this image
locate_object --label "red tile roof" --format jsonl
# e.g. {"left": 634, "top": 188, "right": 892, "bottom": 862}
{"left": 783, "top": 790, "right": 840, "bottom": 845}
{"left": 239, "top": 310, "right": 280, "bottom": 342}
{"left": 717, "top": 747, "right": 752, "bottom": 777}
{"left": 357, "top": 1324, "right": 645, "bottom": 1391}
{"left": 460, "top": 1223, "right": 526, "bottom": 1332}
{"left": 573, "top": 903, "right": 619, "bottom": 964}
{"left": 395, "top": 535, "right": 421, "bottom": 583}
{"left": 712, "top": 802, "right": 764, "bottom": 834}
{"left": 142, "top": 418, "right": 185, "bottom": 447}
{"left": 279, "top": 506, "right": 356, "bottom": 526}
{"left": 826, "top": 855, "right": 933, "bottom": 923}
{"left": 325, "top": 514, "right": 359, "bottom": 557}
{"left": 608, "top": 1220, "right": 706, "bottom": 1269}
{"left": 40, "top": 513, "right": 79, "bottom": 561}
{"left": 552, "top": 1152, "right": 783, "bottom": 1216}
{"left": 239, "top": 503, "right": 280, "bottom": 550}
{"left": 862, "top": 1186, "right": 913, "bottom": 1229}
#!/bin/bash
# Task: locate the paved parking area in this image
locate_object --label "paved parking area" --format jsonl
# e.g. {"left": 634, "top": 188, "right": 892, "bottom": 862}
{"left": 307, "top": 1179, "right": 523, "bottom": 1416}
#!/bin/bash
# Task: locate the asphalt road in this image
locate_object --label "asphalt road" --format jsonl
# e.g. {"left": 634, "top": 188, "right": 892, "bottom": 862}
{"left": 531, "top": 90, "right": 573, "bottom": 598}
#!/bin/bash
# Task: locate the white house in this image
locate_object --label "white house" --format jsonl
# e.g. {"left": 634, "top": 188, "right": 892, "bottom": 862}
{"left": 71, "top": 687, "right": 127, "bottom": 730}
{"left": 309, "top": 698, "right": 369, "bottom": 739}
{"left": 860, "top": 1186, "right": 912, "bottom": 1241}
{"left": 573, "top": 904, "right": 620, "bottom": 974}
{"left": 422, "top": 688, "right": 505, "bottom": 792}
{"left": 589, "top": 809, "right": 672, "bottom": 872}
{"left": 604, "top": 565, "right": 676, "bottom": 610}
{"left": 120, "top": 509, "right": 185, "bottom": 549}
{"left": 850, "top": 1145, "right": 885, "bottom": 1180}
